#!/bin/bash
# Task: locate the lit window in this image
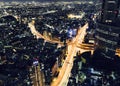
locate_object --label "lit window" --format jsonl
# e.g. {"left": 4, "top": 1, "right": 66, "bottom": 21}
{"left": 105, "top": 20, "right": 112, "bottom": 22}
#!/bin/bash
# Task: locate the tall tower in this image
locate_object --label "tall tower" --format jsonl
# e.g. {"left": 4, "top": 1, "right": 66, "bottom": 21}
{"left": 100, "top": 0, "right": 120, "bottom": 24}
{"left": 95, "top": 0, "right": 120, "bottom": 58}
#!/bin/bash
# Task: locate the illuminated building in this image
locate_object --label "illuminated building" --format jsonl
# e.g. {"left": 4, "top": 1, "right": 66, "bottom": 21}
{"left": 95, "top": 0, "right": 120, "bottom": 57}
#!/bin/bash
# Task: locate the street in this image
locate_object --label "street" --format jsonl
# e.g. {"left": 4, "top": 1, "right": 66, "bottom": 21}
{"left": 51, "top": 23, "right": 88, "bottom": 86}
{"left": 29, "top": 22, "right": 95, "bottom": 86}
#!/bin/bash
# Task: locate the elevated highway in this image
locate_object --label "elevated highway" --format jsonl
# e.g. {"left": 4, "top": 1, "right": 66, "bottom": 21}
{"left": 51, "top": 23, "right": 88, "bottom": 86}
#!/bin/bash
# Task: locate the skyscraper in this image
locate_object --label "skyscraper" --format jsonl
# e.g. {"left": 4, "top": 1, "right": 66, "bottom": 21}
{"left": 101, "top": 0, "right": 120, "bottom": 24}
{"left": 95, "top": 0, "right": 120, "bottom": 58}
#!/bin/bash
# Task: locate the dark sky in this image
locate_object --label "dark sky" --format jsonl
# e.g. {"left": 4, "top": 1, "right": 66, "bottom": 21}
{"left": 1, "top": 0, "right": 77, "bottom": 2}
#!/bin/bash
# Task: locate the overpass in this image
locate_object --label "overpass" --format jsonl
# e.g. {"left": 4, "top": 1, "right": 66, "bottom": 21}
{"left": 28, "top": 21, "right": 88, "bottom": 86}
{"left": 51, "top": 23, "right": 88, "bottom": 86}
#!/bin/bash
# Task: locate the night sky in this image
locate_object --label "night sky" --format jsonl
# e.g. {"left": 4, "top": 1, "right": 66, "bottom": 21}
{"left": 0, "top": 0, "right": 78, "bottom": 2}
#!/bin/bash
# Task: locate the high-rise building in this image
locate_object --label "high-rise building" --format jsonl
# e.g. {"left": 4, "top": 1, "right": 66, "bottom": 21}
{"left": 95, "top": 0, "right": 120, "bottom": 57}
{"left": 100, "top": 0, "right": 120, "bottom": 24}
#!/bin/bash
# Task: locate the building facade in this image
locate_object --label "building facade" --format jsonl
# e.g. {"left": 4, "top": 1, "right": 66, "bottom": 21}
{"left": 95, "top": 0, "right": 120, "bottom": 57}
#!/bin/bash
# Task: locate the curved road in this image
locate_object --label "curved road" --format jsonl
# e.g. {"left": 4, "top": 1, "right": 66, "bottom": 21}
{"left": 28, "top": 22, "right": 64, "bottom": 45}
{"left": 28, "top": 21, "right": 88, "bottom": 86}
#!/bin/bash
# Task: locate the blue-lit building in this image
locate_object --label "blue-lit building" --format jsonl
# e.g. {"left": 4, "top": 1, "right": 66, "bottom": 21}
{"left": 67, "top": 28, "right": 77, "bottom": 38}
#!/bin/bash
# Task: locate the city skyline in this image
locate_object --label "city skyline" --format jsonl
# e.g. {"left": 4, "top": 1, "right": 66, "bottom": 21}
{"left": 0, "top": 0, "right": 81, "bottom": 2}
{"left": 0, "top": 0, "right": 120, "bottom": 86}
